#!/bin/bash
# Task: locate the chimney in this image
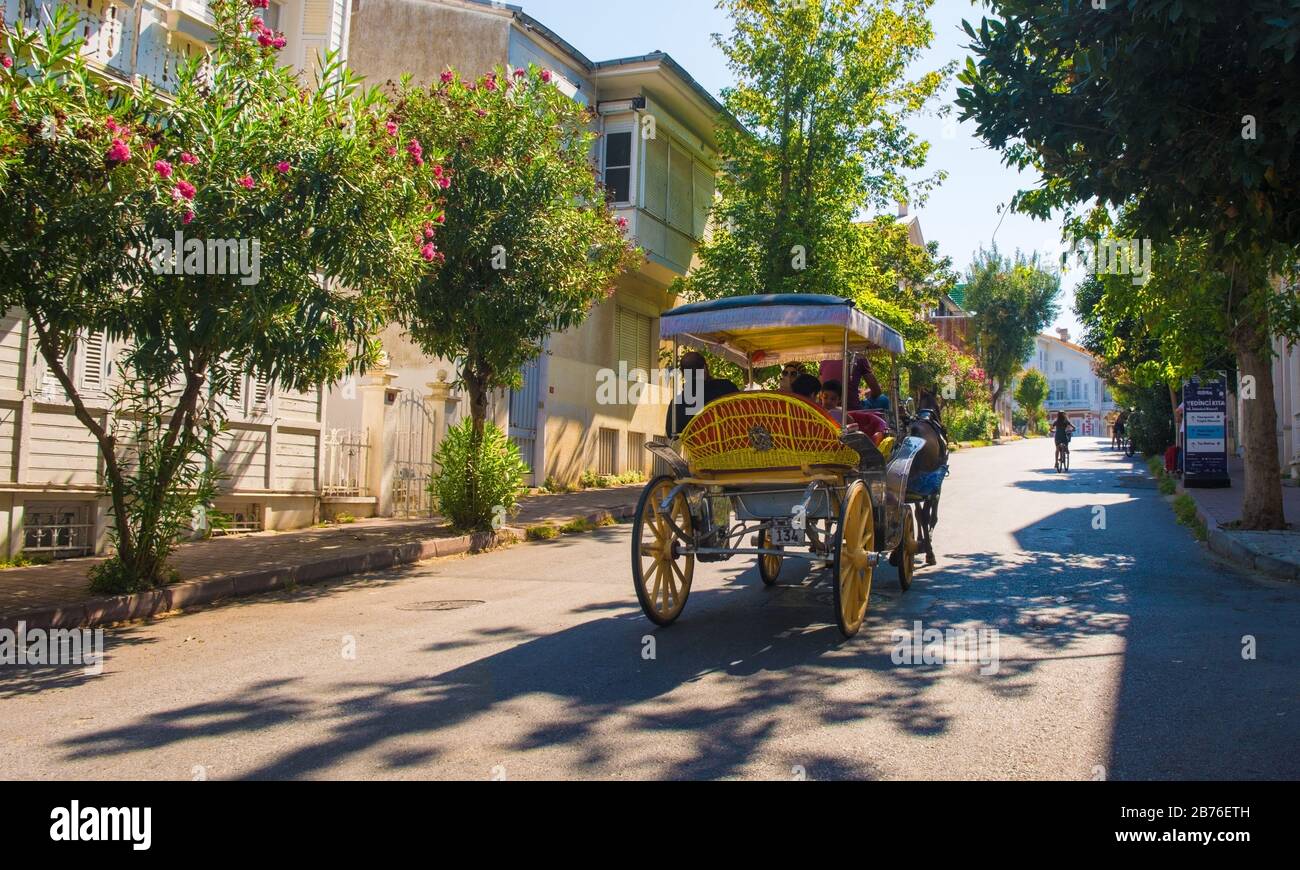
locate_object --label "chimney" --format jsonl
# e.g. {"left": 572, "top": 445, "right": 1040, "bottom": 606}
{"left": 897, "top": 200, "right": 909, "bottom": 218}
{"left": 1057, "top": 328, "right": 1070, "bottom": 342}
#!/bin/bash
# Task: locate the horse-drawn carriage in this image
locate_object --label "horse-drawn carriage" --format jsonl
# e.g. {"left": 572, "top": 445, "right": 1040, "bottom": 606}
{"left": 634, "top": 294, "right": 948, "bottom": 638}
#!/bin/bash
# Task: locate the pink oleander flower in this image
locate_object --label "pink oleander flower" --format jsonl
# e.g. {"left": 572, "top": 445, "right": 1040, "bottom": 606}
{"left": 180, "top": 152, "right": 199, "bottom": 165}
{"left": 182, "top": 210, "right": 195, "bottom": 225}
{"left": 440, "top": 70, "right": 454, "bottom": 84}
{"left": 483, "top": 74, "right": 497, "bottom": 91}
{"left": 434, "top": 214, "right": 445, "bottom": 225}
{"left": 174, "top": 180, "right": 196, "bottom": 200}
{"left": 272, "top": 36, "right": 286, "bottom": 49}
{"left": 105, "top": 138, "right": 131, "bottom": 165}
{"left": 420, "top": 242, "right": 437, "bottom": 262}
{"left": 540, "top": 69, "right": 552, "bottom": 83}
{"left": 238, "top": 175, "right": 255, "bottom": 189}
{"left": 249, "top": 0, "right": 269, "bottom": 7}
{"left": 422, "top": 221, "right": 436, "bottom": 239}
{"left": 465, "top": 81, "right": 476, "bottom": 91}
{"left": 432, "top": 164, "right": 444, "bottom": 179}
{"left": 513, "top": 67, "right": 525, "bottom": 79}
{"left": 275, "top": 160, "right": 291, "bottom": 173}
{"left": 615, "top": 217, "right": 628, "bottom": 229}
{"left": 257, "top": 33, "right": 274, "bottom": 47}
{"left": 385, "top": 120, "right": 399, "bottom": 136}
{"left": 154, "top": 159, "right": 173, "bottom": 178}
{"left": 385, "top": 145, "right": 398, "bottom": 157}
{"left": 1, "top": 54, "right": 13, "bottom": 70}
{"left": 474, "top": 108, "right": 486, "bottom": 118}
{"left": 438, "top": 176, "right": 451, "bottom": 189}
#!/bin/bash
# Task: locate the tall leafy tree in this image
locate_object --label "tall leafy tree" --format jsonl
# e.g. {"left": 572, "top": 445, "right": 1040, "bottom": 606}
{"left": 0, "top": 1, "right": 433, "bottom": 589}
{"left": 679, "top": 0, "right": 950, "bottom": 303}
{"left": 392, "top": 67, "right": 639, "bottom": 435}
{"left": 963, "top": 246, "right": 1059, "bottom": 407}
{"left": 1013, "top": 368, "right": 1048, "bottom": 432}
{"left": 957, "top": 0, "right": 1300, "bottom": 528}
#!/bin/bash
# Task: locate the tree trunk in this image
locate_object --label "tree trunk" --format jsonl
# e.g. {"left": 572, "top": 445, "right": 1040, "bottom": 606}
{"left": 1234, "top": 334, "right": 1286, "bottom": 529}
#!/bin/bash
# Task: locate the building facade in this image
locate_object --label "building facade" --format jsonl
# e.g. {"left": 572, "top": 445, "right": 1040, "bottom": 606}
{"left": 0, "top": 0, "right": 352, "bottom": 557}
{"left": 333, "top": 0, "right": 731, "bottom": 494}
{"left": 1020, "top": 329, "right": 1118, "bottom": 436}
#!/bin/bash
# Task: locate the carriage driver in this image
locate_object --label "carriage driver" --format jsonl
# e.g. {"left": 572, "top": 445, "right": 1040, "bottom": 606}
{"left": 664, "top": 351, "right": 740, "bottom": 438}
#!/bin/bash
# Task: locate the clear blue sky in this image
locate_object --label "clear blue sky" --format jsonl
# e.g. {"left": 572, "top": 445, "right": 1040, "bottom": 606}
{"left": 514, "top": 0, "right": 1083, "bottom": 339}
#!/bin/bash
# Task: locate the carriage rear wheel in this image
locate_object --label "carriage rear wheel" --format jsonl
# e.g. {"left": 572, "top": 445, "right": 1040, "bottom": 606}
{"left": 832, "top": 480, "right": 875, "bottom": 638}
{"left": 891, "top": 507, "right": 917, "bottom": 591}
{"left": 632, "top": 476, "right": 695, "bottom": 626}
{"left": 757, "top": 528, "right": 783, "bottom": 586}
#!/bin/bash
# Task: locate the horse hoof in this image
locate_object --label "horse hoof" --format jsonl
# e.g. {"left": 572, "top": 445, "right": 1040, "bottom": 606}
{"left": 925, "top": 553, "right": 937, "bottom": 567}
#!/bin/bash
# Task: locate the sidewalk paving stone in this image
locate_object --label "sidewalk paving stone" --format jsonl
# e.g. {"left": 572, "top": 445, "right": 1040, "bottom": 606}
{"left": 1175, "top": 454, "right": 1300, "bottom": 583}
{"left": 0, "top": 484, "right": 644, "bottom": 631}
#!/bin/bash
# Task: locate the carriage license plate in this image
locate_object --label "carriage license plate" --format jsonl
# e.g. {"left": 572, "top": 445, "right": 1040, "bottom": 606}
{"left": 769, "top": 519, "right": 805, "bottom": 546}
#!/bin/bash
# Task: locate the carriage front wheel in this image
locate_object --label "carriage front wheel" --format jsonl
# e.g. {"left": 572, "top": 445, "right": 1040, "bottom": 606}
{"left": 632, "top": 476, "right": 695, "bottom": 626}
{"left": 891, "top": 507, "right": 917, "bottom": 591}
{"left": 832, "top": 480, "right": 875, "bottom": 638}
{"left": 757, "top": 528, "right": 784, "bottom": 586}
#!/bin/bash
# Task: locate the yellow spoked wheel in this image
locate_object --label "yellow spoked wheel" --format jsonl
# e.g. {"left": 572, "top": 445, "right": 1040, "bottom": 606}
{"left": 632, "top": 476, "right": 695, "bottom": 626}
{"left": 892, "top": 508, "right": 917, "bottom": 592}
{"left": 832, "top": 480, "right": 875, "bottom": 638}
{"left": 757, "top": 528, "right": 783, "bottom": 586}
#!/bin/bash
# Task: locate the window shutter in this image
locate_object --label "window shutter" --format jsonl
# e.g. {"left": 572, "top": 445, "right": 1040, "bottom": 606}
{"left": 668, "top": 143, "right": 693, "bottom": 233}
{"left": 644, "top": 135, "right": 669, "bottom": 219}
{"left": 79, "top": 330, "right": 108, "bottom": 393}
{"left": 252, "top": 376, "right": 270, "bottom": 412}
{"left": 693, "top": 161, "right": 715, "bottom": 240}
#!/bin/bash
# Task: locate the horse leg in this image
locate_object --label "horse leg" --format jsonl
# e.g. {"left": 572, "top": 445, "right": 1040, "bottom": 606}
{"left": 921, "top": 496, "right": 938, "bottom": 566}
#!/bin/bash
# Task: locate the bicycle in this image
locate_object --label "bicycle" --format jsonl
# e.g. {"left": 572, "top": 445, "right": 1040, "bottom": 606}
{"left": 1055, "top": 437, "right": 1071, "bottom": 473}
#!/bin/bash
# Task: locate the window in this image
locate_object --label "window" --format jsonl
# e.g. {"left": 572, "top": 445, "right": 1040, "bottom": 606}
{"left": 597, "top": 427, "right": 619, "bottom": 476}
{"left": 616, "top": 307, "right": 653, "bottom": 377}
{"left": 1054, "top": 360, "right": 1064, "bottom": 373}
{"left": 78, "top": 330, "right": 108, "bottom": 393}
{"left": 641, "top": 124, "right": 716, "bottom": 240}
{"left": 603, "top": 131, "right": 632, "bottom": 205}
{"left": 1052, "top": 380, "right": 1067, "bottom": 402}
{"left": 627, "top": 431, "right": 647, "bottom": 476}
{"left": 1070, "top": 379, "right": 1082, "bottom": 401}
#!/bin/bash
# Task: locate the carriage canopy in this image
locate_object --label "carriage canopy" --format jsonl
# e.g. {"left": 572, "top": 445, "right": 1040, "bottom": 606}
{"left": 659, "top": 294, "right": 906, "bottom": 367}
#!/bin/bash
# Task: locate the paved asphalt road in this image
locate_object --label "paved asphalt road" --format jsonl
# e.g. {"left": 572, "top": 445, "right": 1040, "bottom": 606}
{"left": 2, "top": 437, "right": 1297, "bottom": 780}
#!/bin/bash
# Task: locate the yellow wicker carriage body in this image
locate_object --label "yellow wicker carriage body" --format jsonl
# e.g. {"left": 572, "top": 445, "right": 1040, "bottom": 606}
{"left": 679, "top": 391, "right": 860, "bottom": 475}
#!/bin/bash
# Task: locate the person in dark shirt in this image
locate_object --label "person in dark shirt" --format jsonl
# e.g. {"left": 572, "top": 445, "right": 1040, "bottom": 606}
{"left": 788, "top": 373, "right": 822, "bottom": 401}
{"left": 665, "top": 351, "right": 739, "bottom": 437}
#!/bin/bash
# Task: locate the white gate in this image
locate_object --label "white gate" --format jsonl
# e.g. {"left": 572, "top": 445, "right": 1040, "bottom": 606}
{"left": 393, "top": 389, "right": 435, "bottom": 518}
{"left": 509, "top": 358, "right": 541, "bottom": 486}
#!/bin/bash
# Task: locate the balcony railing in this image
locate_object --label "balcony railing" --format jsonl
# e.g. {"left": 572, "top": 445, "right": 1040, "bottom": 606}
{"left": 23, "top": 522, "right": 95, "bottom": 558}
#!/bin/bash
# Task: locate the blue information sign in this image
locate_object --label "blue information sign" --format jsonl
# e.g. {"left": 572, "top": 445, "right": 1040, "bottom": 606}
{"left": 1182, "top": 375, "right": 1230, "bottom": 488}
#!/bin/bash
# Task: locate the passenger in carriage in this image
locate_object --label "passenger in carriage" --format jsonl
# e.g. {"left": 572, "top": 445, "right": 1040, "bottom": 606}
{"left": 664, "top": 351, "right": 739, "bottom": 437}
{"left": 787, "top": 373, "right": 823, "bottom": 402}
{"left": 819, "top": 379, "right": 846, "bottom": 425}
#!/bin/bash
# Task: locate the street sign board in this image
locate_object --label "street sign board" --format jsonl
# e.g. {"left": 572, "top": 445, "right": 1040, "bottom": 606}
{"left": 1182, "top": 375, "right": 1230, "bottom": 488}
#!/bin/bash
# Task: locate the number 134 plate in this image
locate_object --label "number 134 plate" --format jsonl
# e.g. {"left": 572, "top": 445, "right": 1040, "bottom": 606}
{"left": 769, "top": 519, "right": 805, "bottom": 546}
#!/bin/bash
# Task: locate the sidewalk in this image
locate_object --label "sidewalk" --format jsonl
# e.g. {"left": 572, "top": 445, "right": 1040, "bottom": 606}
{"left": 1177, "top": 455, "right": 1300, "bottom": 582}
{"left": 0, "top": 485, "right": 643, "bottom": 631}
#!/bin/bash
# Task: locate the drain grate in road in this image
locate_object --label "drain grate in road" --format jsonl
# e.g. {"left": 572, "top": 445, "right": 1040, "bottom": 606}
{"left": 396, "top": 600, "right": 486, "bottom": 612}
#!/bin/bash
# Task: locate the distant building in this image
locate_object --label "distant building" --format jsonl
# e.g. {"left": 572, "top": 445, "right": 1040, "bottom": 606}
{"left": 1021, "top": 329, "right": 1118, "bottom": 436}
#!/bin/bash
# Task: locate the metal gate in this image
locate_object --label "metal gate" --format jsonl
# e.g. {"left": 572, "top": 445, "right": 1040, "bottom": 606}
{"left": 393, "top": 389, "right": 435, "bottom": 518}
{"left": 509, "top": 358, "right": 541, "bottom": 486}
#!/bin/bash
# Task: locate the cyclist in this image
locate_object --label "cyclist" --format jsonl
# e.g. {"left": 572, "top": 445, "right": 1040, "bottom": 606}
{"left": 1112, "top": 409, "right": 1129, "bottom": 450}
{"left": 1052, "top": 411, "right": 1076, "bottom": 471}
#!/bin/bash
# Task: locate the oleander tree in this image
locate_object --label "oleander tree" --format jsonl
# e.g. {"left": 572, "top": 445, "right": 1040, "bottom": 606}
{"left": 0, "top": 0, "right": 439, "bottom": 590}
{"left": 391, "top": 65, "right": 638, "bottom": 522}
{"left": 956, "top": 0, "right": 1300, "bottom": 528}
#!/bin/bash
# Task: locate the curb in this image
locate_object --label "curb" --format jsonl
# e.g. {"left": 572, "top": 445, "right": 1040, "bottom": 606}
{"left": 1175, "top": 481, "right": 1300, "bottom": 583}
{"left": 1, "top": 528, "right": 517, "bottom": 633}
